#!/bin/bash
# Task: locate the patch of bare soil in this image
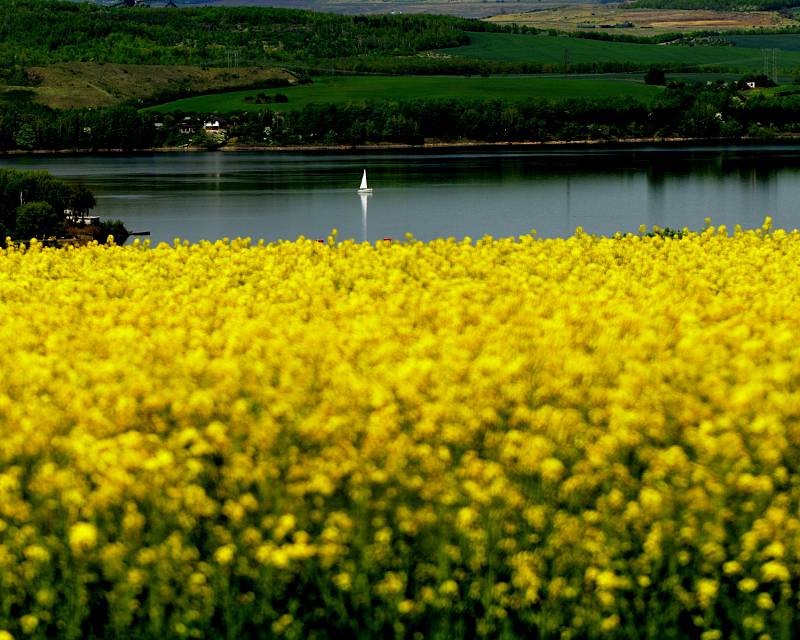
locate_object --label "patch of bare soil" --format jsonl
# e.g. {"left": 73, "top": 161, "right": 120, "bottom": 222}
{"left": 487, "top": 4, "right": 796, "bottom": 34}
{"left": 23, "top": 63, "right": 298, "bottom": 109}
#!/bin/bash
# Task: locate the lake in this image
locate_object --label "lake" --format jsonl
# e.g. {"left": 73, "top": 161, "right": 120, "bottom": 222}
{"left": 2, "top": 146, "right": 800, "bottom": 244}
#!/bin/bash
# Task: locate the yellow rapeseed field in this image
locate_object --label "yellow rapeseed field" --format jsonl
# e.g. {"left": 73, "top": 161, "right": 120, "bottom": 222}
{"left": 0, "top": 222, "right": 799, "bottom": 639}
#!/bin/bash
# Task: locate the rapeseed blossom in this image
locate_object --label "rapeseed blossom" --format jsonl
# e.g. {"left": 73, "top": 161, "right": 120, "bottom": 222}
{"left": 0, "top": 223, "right": 799, "bottom": 638}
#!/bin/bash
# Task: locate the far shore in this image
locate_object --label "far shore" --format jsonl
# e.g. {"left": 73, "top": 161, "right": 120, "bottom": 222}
{"left": 3, "top": 135, "right": 800, "bottom": 156}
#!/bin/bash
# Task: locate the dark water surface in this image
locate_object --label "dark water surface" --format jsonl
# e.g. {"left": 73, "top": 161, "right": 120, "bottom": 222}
{"left": 2, "top": 147, "right": 800, "bottom": 244}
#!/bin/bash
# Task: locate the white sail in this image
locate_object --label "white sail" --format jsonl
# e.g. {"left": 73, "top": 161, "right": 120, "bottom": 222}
{"left": 358, "top": 170, "right": 372, "bottom": 193}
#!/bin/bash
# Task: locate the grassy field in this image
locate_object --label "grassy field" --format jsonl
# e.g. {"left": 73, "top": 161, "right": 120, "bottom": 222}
{"left": 146, "top": 74, "right": 663, "bottom": 113}
{"left": 726, "top": 33, "right": 800, "bottom": 51}
{"left": 756, "top": 83, "right": 800, "bottom": 96}
{"left": 441, "top": 31, "right": 800, "bottom": 71}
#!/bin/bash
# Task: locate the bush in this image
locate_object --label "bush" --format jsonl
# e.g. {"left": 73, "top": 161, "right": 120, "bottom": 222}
{"left": 97, "top": 218, "right": 130, "bottom": 245}
{"left": 644, "top": 67, "right": 666, "bottom": 85}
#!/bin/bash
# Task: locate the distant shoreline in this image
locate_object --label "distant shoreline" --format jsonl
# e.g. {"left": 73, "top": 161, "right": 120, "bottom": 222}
{"left": 3, "top": 136, "right": 800, "bottom": 156}
{"left": 215, "top": 136, "right": 800, "bottom": 153}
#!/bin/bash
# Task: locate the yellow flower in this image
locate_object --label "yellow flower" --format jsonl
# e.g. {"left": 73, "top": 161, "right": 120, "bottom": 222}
{"left": 738, "top": 578, "right": 758, "bottom": 593}
{"left": 19, "top": 616, "right": 37, "bottom": 635}
{"left": 696, "top": 579, "right": 718, "bottom": 609}
{"left": 540, "top": 457, "right": 565, "bottom": 482}
{"left": 333, "top": 573, "right": 352, "bottom": 591}
{"left": 600, "top": 614, "right": 620, "bottom": 632}
{"left": 0, "top": 226, "right": 799, "bottom": 635}
{"left": 756, "top": 592, "right": 774, "bottom": 610}
{"left": 68, "top": 522, "right": 98, "bottom": 554}
{"left": 22, "top": 545, "right": 49, "bottom": 563}
{"left": 271, "top": 614, "right": 293, "bottom": 635}
{"left": 214, "top": 545, "right": 235, "bottom": 566}
{"left": 761, "top": 561, "right": 790, "bottom": 582}
{"left": 397, "top": 600, "right": 414, "bottom": 615}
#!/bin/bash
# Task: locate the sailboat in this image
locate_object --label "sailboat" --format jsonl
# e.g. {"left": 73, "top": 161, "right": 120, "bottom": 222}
{"left": 357, "top": 169, "right": 373, "bottom": 194}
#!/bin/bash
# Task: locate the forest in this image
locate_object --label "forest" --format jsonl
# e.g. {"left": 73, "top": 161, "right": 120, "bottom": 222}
{"left": 0, "top": 103, "right": 155, "bottom": 151}
{"left": 0, "top": 0, "right": 483, "bottom": 73}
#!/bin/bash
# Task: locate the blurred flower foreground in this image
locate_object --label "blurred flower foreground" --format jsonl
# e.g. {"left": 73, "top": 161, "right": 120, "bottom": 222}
{"left": 0, "top": 224, "right": 798, "bottom": 640}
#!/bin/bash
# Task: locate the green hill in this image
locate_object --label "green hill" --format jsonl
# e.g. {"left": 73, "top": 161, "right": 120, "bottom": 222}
{"left": 441, "top": 31, "right": 800, "bottom": 72}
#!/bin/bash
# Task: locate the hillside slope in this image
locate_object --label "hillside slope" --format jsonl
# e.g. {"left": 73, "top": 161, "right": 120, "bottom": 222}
{"left": 18, "top": 63, "right": 296, "bottom": 109}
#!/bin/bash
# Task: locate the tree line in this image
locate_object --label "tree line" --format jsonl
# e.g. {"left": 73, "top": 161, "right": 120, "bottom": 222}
{"left": 179, "top": 83, "right": 800, "bottom": 146}
{"left": 0, "top": 103, "right": 155, "bottom": 151}
{"left": 631, "top": 0, "right": 800, "bottom": 10}
{"left": 3, "top": 82, "right": 800, "bottom": 152}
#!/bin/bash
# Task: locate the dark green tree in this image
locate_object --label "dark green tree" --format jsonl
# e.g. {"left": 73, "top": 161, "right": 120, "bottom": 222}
{"left": 14, "top": 123, "right": 35, "bottom": 150}
{"left": 644, "top": 68, "right": 666, "bottom": 86}
{"left": 15, "top": 201, "right": 62, "bottom": 239}
{"left": 70, "top": 185, "right": 96, "bottom": 221}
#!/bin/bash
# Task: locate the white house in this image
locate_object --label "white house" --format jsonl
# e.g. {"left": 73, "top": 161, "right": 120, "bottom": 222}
{"left": 203, "top": 119, "right": 226, "bottom": 133}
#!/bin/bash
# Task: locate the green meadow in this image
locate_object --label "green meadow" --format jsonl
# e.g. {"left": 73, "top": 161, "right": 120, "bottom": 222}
{"left": 146, "top": 75, "right": 663, "bottom": 113}
{"left": 726, "top": 34, "right": 800, "bottom": 51}
{"left": 441, "top": 32, "right": 800, "bottom": 71}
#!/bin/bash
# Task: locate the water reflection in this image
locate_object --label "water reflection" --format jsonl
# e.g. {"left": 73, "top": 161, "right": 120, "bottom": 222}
{"left": 564, "top": 175, "right": 571, "bottom": 237}
{"left": 359, "top": 192, "right": 370, "bottom": 243}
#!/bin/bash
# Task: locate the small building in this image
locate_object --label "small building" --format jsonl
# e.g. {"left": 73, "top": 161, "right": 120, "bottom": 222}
{"left": 203, "top": 118, "right": 226, "bottom": 133}
{"left": 180, "top": 117, "right": 196, "bottom": 135}
{"left": 64, "top": 209, "right": 100, "bottom": 225}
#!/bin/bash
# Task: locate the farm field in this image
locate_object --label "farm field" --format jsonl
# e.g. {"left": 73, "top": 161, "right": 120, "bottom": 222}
{"left": 487, "top": 5, "right": 795, "bottom": 34}
{"left": 441, "top": 31, "right": 800, "bottom": 71}
{"left": 2, "top": 224, "right": 800, "bottom": 638}
{"left": 146, "top": 75, "right": 663, "bottom": 114}
{"left": 726, "top": 34, "right": 800, "bottom": 51}
{"left": 753, "top": 83, "right": 800, "bottom": 97}
{"left": 208, "top": 0, "right": 577, "bottom": 17}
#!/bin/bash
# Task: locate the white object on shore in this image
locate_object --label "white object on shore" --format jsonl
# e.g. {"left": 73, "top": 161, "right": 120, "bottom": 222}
{"left": 358, "top": 170, "right": 373, "bottom": 194}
